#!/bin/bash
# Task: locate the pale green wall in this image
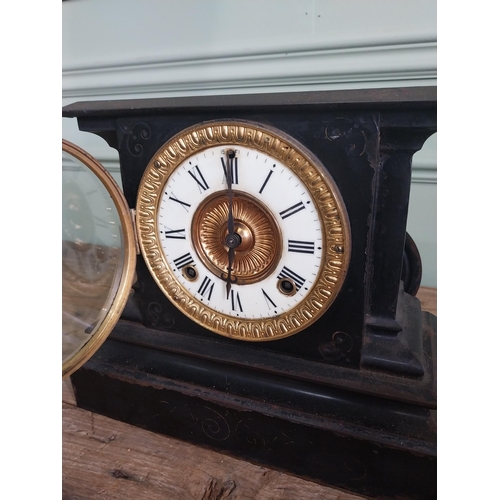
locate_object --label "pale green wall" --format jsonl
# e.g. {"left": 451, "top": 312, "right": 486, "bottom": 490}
{"left": 62, "top": 0, "right": 437, "bottom": 286}
{"left": 409, "top": 133, "right": 437, "bottom": 288}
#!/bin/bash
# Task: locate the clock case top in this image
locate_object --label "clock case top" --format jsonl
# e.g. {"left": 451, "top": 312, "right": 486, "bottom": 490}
{"left": 63, "top": 87, "right": 437, "bottom": 408}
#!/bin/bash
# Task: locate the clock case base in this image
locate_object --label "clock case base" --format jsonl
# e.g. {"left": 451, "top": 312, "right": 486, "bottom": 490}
{"left": 71, "top": 311, "right": 436, "bottom": 500}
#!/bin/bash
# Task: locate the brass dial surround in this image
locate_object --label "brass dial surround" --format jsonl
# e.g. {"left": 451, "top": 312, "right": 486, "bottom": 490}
{"left": 136, "top": 120, "right": 351, "bottom": 341}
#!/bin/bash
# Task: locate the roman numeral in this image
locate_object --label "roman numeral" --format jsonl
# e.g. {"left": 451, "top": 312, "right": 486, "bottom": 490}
{"left": 168, "top": 194, "right": 191, "bottom": 211}
{"left": 173, "top": 252, "right": 194, "bottom": 269}
{"left": 258, "top": 169, "right": 274, "bottom": 194}
{"left": 188, "top": 165, "right": 209, "bottom": 191}
{"left": 221, "top": 156, "right": 239, "bottom": 184}
{"left": 230, "top": 290, "right": 243, "bottom": 312}
{"left": 277, "top": 266, "right": 306, "bottom": 290}
{"left": 197, "top": 276, "right": 214, "bottom": 300}
{"left": 163, "top": 228, "right": 186, "bottom": 239}
{"left": 279, "top": 201, "right": 305, "bottom": 220}
{"left": 288, "top": 239, "right": 315, "bottom": 254}
{"left": 261, "top": 289, "right": 277, "bottom": 309}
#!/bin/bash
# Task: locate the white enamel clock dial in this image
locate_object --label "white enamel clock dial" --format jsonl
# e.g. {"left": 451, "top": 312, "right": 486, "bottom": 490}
{"left": 136, "top": 121, "right": 350, "bottom": 341}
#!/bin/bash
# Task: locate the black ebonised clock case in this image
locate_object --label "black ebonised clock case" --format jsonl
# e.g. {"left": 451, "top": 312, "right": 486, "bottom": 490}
{"left": 63, "top": 87, "right": 437, "bottom": 499}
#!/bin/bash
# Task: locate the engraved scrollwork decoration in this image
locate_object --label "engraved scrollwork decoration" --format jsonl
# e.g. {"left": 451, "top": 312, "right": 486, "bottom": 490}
{"left": 319, "top": 331, "right": 354, "bottom": 363}
{"left": 235, "top": 418, "right": 266, "bottom": 448}
{"left": 344, "top": 459, "right": 368, "bottom": 481}
{"left": 125, "top": 122, "right": 152, "bottom": 157}
{"left": 201, "top": 407, "right": 231, "bottom": 441}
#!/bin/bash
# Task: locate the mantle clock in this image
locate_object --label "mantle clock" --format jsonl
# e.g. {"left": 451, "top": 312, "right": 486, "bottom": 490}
{"left": 62, "top": 87, "right": 437, "bottom": 500}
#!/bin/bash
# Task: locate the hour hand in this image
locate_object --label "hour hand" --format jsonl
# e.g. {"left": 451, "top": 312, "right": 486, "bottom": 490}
{"left": 223, "top": 238, "right": 240, "bottom": 298}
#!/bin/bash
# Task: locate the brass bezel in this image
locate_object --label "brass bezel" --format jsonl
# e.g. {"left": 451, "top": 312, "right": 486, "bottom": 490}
{"left": 136, "top": 121, "right": 351, "bottom": 341}
{"left": 62, "top": 139, "right": 137, "bottom": 378}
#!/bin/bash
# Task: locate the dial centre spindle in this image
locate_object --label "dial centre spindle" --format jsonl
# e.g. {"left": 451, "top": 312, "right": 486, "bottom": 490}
{"left": 225, "top": 232, "right": 242, "bottom": 249}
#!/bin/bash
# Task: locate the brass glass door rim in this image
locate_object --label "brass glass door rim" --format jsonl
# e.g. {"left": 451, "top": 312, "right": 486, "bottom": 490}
{"left": 62, "top": 139, "right": 137, "bottom": 379}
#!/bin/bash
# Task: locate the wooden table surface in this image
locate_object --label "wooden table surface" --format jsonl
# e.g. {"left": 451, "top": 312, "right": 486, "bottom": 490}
{"left": 62, "top": 287, "right": 436, "bottom": 500}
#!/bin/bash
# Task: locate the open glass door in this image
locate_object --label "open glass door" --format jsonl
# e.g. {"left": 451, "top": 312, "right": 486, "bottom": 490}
{"left": 62, "top": 140, "right": 136, "bottom": 378}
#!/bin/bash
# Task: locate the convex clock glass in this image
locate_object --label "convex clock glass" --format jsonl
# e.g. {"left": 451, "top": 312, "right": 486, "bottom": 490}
{"left": 62, "top": 140, "right": 136, "bottom": 378}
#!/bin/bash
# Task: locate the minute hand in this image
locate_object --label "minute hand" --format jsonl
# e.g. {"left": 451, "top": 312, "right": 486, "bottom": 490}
{"left": 224, "top": 149, "right": 239, "bottom": 298}
{"left": 227, "top": 150, "right": 235, "bottom": 236}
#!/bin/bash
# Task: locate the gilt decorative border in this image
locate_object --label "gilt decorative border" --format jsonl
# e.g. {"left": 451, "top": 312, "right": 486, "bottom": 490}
{"left": 136, "top": 121, "right": 350, "bottom": 341}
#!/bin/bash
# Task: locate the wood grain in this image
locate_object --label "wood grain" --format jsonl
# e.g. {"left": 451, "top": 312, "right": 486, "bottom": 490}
{"left": 416, "top": 286, "right": 437, "bottom": 316}
{"left": 63, "top": 398, "right": 365, "bottom": 500}
{"left": 63, "top": 287, "right": 436, "bottom": 500}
